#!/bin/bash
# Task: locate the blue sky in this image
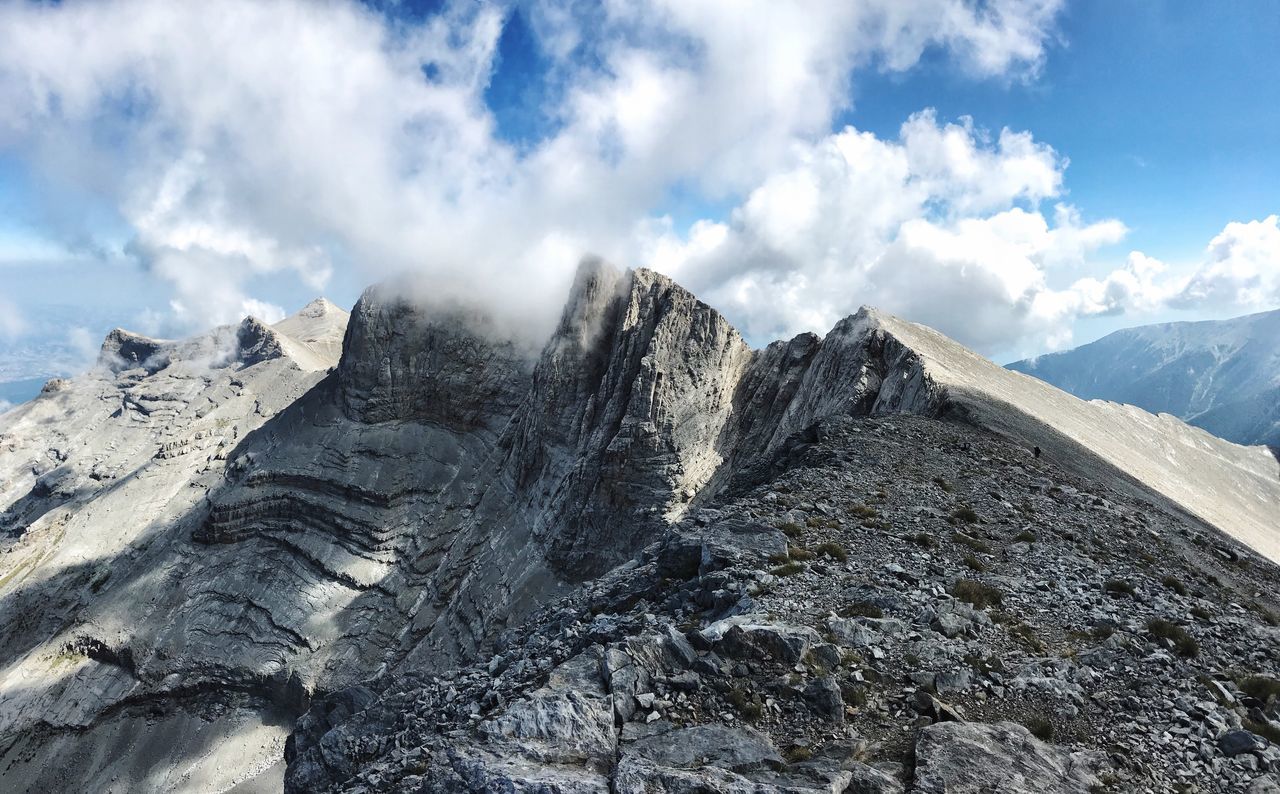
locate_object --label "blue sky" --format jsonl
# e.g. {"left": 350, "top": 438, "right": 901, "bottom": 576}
{"left": 850, "top": 2, "right": 1280, "bottom": 258}
{"left": 0, "top": 0, "right": 1278, "bottom": 391}
{"left": 844, "top": 1, "right": 1280, "bottom": 345}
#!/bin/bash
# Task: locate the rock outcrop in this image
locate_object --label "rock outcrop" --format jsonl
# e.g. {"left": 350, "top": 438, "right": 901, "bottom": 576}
{"left": 913, "top": 721, "right": 1105, "bottom": 793}
{"left": 283, "top": 415, "right": 1280, "bottom": 793}
{"left": 0, "top": 301, "right": 351, "bottom": 792}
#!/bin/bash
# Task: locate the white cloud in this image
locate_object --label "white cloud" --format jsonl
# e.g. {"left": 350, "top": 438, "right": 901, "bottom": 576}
{"left": 642, "top": 113, "right": 1132, "bottom": 354}
{"left": 1170, "top": 215, "right": 1280, "bottom": 310}
{"left": 66, "top": 326, "right": 100, "bottom": 368}
{"left": 0, "top": 0, "right": 1066, "bottom": 339}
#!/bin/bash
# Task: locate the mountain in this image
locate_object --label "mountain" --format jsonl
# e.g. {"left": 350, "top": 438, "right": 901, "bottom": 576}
{"left": 1, "top": 264, "right": 1278, "bottom": 793}
{"left": 1008, "top": 309, "right": 1280, "bottom": 447}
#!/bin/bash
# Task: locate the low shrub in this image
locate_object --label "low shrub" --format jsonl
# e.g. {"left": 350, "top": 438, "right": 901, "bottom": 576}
{"left": 813, "top": 541, "right": 848, "bottom": 562}
{"left": 1236, "top": 675, "right": 1280, "bottom": 702}
{"left": 963, "top": 554, "right": 987, "bottom": 572}
{"left": 1022, "top": 714, "right": 1054, "bottom": 741}
{"left": 1104, "top": 579, "right": 1135, "bottom": 597}
{"left": 783, "top": 745, "right": 813, "bottom": 763}
{"left": 770, "top": 562, "right": 805, "bottom": 577}
{"left": 728, "top": 685, "right": 764, "bottom": 720}
{"left": 1254, "top": 604, "right": 1280, "bottom": 626}
{"left": 1148, "top": 618, "right": 1198, "bottom": 657}
{"left": 839, "top": 601, "right": 883, "bottom": 619}
{"left": 952, "top": 531, "right": 992, "bottom": 553}
{"left": 1162, "top": 575, "right": 1188, "bottom": 596}
{"left": 952, "top": 579, "right": 1003, "bottom": 609}
{"left": 950, "top": 506, "right": 979, "bottom": 524}
{"left": 788, "top": 545, "right": 817, "bottom": 561}
{"left": 848, "top": 503, "right": 880, "bottom": 519}
{"left": 1244, "top": 718, "right": 1280, "bottom": 744}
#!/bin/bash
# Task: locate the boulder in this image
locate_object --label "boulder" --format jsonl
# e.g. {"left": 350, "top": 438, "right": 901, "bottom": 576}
{"left": 624, "top": 723, "right": 782, "bottom": 771}
{"left": 803, "top": 676, "right": 845, "bottom": 723}
{"left": 1221, "top": 729, "right": 1269, "bottom": 757}
{"left": 913, "top": 721, "right": 1105, "bottom": 793}
{"left": 716, "top": 623, "right": 822, "bottom": 664}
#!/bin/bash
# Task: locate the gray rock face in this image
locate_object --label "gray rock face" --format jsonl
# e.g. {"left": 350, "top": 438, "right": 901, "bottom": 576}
{"left": 0, "top": 301, "right": 351, "bottom": 792}
{"left": 99, "top": 327, "right": 170, "bottom": 373}
{"left": 505, "top": 262, "right": 756, "bottom": 577}
{"left": 285, "top": 412, "right": 1280, "bottom": 794}
{"left": 913, "top": 721, "right": 1106, "bottom": 793}
{"left": 1009, "top": 308, "right": 1280, "bottom": 446}
{"left": 625, "top": 723, "right": 782, "bottom": 770}
{"left": 338, "top": 284, "right": 530, "bottom": 429}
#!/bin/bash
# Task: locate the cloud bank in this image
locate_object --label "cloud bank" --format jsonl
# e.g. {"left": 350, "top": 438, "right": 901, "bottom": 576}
{"left": 641, "top": 111, "right": 1136, "bottom": 352}
{"left": 1, "top": 0, "right": 1273, "bottom": 356}
{"left": 1171, "top": 215, "right": 1280, "bottom": 311}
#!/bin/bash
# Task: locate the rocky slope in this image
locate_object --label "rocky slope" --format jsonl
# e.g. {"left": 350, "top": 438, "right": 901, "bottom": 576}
{"left": 288, "top": 414, "right": 1280, "bottom": 793}
{"left": 1009, "top": 309, "right": 1280, "bottom": 447}
{"left": 1, "top": 261, "right": 1278, "bottom": 793}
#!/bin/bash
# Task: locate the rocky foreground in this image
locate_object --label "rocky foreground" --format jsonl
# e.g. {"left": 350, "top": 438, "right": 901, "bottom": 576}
{"left": 1, "top": 260, "right": 1278, "bottom": 792}
{"left": 288, "top": 415, "right": 1280, "bottom": 793}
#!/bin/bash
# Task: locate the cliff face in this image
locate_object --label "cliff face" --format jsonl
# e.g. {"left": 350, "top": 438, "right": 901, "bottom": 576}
{"left": 1, "top": 260, "right": 1277, "bottom": 793}
{"left": 0, "top": 301, "right": 351, "bottom": 792}
{"left": 506, "top": 263, "right": 755, "bottom": 576}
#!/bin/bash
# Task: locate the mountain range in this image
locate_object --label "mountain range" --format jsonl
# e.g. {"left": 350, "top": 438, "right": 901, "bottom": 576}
{"left": 1, "top": 262, "right": 1278, "bottom": 793}
{"left": 1009, "top": 309, "right": 1280, "bottom": 448}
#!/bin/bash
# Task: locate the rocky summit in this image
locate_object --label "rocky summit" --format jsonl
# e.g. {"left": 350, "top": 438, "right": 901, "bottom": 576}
{"left": 1, "top": 261, "right": 1279, "bottom": 793}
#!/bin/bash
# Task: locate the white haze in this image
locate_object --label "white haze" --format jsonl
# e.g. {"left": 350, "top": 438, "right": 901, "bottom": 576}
{"left": 0, "top": 0, "right": 1274, "bottom": 355}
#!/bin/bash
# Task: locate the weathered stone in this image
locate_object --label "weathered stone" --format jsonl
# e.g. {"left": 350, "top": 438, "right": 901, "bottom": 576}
{"left": 625, "top": 723, "right": 782, "bottom": 771}
{"left": 803, "top": 676, "right": 844, "bottom": 723}
{"left": 1221, "top": 730, "right": 1269, "bottom": 757}
{"left": 4, "top": 257, "right": 1280, "bottom": 794}
{"left": 716, "top": 623, "right": 822, "bottom": 664}
{"left": 913, "top": 721, "right": 1106, "bottom": 793}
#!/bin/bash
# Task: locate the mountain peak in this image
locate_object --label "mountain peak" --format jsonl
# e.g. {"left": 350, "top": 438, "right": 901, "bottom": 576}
{"left": 1008, "top": 308, "right": 1280, "bottom": 446}
{"left": 295, "top": 297, "right": 342, "bottom": 318}
{"left": 97, "top": 327, "right": 169, "bottom": 373}
{"left": 272, "top": 297, "right": 351, "bottom": 371}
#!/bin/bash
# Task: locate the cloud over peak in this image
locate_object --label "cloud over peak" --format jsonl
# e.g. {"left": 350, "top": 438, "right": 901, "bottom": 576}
{"left": 10, "top": 0, "right": 1218, "bottom": 357}
{"left": 644, "top": 110, "right": 1130, "bottom": 354}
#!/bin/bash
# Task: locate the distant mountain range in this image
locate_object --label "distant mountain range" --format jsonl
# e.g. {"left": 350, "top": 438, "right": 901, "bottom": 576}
{"left": 1009, "top": 309, "right": 1280, "bottom": 448}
